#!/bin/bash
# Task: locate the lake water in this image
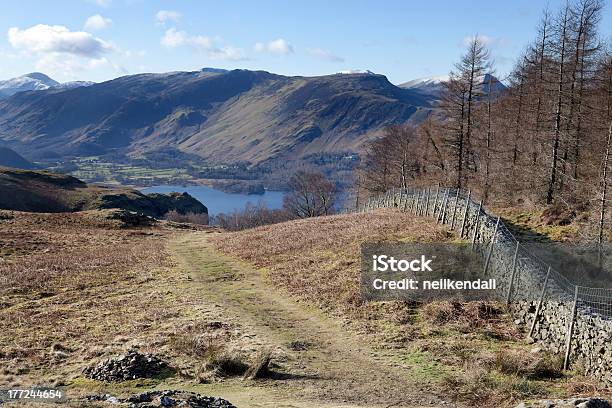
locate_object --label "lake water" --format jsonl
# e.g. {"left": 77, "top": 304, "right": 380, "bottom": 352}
{"left": 141, "top": 184, "right": 285, "bottom": 216}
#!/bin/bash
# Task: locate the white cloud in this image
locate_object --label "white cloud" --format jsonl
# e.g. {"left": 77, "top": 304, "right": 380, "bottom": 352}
{"left": 91, "top": 0, "right": 111, "bottom": 6}
{"left": 254, "top": 38, "right": 293, "bottom": 55}
{"left": 7, "top": 24, "right": 121, "bottom": 81}
{"left": 156, "top": 10, "right": 181, "bottom": 24}
{"left": 306, "top": 47, "right": 344, "bottom": 62}
{"left": 160, "top": 27, "right": 187, "bottom": 47}
{"left": 8, "top": 24, "right": 113, "bottom": 58}
{"left": 209, "top": 46, "right": 246, "bottom": 61}
{"left": 84, "top": 14, "right": 112, "bottom": 31}
{"left": 160, "top": 28, "right": 246, "bottom": 61}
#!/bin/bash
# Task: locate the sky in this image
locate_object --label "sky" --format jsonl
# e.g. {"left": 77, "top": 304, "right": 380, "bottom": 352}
{"left": 0, "top": 0, "right": 611, "bottom": 85}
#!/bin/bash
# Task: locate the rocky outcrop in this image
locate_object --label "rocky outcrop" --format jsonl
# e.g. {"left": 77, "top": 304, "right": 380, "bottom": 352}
{"left": 0, "top": 168, "right": 208, "bottom": 220}
{"left": 105, "top": 209, "right": 157, "bottom": 227}
{"left": 93, "top": 191, "right": 208, "bottom": 218}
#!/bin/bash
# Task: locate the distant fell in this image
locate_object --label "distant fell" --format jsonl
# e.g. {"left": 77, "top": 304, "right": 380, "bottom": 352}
{"left": 0, "top": 69, "right": 434, "bottom": 165}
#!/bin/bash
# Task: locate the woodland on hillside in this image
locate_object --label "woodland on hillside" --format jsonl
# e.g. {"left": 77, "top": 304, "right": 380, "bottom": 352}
{"left": 359, "top": 0, "right": 612, "bottom": 241}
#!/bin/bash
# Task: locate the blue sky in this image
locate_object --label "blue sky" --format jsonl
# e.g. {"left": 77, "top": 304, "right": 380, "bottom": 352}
{"left": 1, "top": 0, "right": 610, "bottom": 84}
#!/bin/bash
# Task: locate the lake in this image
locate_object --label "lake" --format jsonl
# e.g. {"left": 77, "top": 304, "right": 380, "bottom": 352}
{"left": 141, "top": 185, "right": 285, "bottom": 216}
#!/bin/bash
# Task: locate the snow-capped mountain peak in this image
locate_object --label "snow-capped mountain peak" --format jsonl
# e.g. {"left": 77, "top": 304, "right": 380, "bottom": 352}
{"left": 399, "top": 75, "right": 449, "bottom": 89}
{"left": 0, "top": 73, "right": 93, "bottom": 99}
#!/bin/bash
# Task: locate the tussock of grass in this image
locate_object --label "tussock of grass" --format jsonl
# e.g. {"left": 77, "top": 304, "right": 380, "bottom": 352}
{"left": 492, "top": 351, "right": 563, "bottom": 380}
{"left": 421, "top": 301, "right": 503, "bottom": 326}
{"left": 442, "top": 366, "right": 545, "bottom": 406}
{"left": 201, "top": 351, "right": 249, "bottom": 379}
{"left": 168, "top": 321, "right": 232, "bottom": 359}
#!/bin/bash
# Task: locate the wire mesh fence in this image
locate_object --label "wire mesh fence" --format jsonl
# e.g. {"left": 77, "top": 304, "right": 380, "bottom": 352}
{"left": 351, "top": 186, "right": 612, "bottom": 319}
{"left": 350, "top": 185, "right": 612, "bottom": 375}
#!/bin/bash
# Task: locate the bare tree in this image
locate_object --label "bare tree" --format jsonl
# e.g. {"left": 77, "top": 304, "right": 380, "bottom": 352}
{"left": 547, "top": 4, "right": 572, "bottom": 204}
{"left": 360, "top": 125, "right": 420, "bottom": 193}
{"left": 283, "top": 170, "right": 336, "bottom": 218}
{"left": 440, "top": 36, "right": 492, "bottom": 189}
{"left": 599, "top": 122, "right": 612, "bottom": 246}
{"left": 440, "top": 75, "right": 469, "bottom": 188}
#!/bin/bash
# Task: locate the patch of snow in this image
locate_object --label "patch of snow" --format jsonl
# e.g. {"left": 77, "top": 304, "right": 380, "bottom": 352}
{"left": 337, "top": 69, "right": 376, "bottom": 75}
{"left": 399, "top": 75, "right": 449, "bottom": 89}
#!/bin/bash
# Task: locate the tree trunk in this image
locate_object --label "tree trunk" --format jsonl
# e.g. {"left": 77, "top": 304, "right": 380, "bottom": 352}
{"left": 547, "top": 6, "right": 570, "bottom": 204}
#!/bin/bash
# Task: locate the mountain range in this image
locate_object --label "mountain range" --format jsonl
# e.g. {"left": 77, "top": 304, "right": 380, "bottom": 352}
{"left": 0, "top": 69, "right": 504, "bottom": 166}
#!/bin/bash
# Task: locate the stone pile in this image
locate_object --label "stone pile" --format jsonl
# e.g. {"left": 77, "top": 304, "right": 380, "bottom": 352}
{"left": 83, "top": 349, "right": 168, "bottom": 382}
{"left": 86, "top": 390, "right": 236, "bottom": 407}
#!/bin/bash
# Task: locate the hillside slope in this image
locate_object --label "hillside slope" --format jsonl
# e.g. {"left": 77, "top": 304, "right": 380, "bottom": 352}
{"left": 0, "top": 146, "right": 37, "bottom": 169}
{"left": 0, "top": 69, "right": 433, "bottom": 164}
{"left": 0, "top": 167, "right": 207, "bottom": 216}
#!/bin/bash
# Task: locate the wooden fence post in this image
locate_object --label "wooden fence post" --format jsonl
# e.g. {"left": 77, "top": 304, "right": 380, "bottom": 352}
{"left": 450, "top": 189, "right": 460, "bottom": 229}
{"left": 471, "top": 200, "right": 483, "bottom": 250}
{"left": 528, "top": 267, "right": 550, "bottom": 338}
{"left": 505, "top": 241, "right": 520, "bottom": 305}
{"left": 459, "top": 190, "right": 471, "bottom": 238}
{"left": 432, "top": 184, "right": 440, "bottom": 218}
{"left": 418, "top": 189, "right": 423, "bottom": 215}
{"left": 483, "top": 216, "right": 500, "bottom": 276}
{"left": 439, "top": 189, "right": 449, "bottom": 224}
{"left": 563, "top": 286, "right": 580, "bottom": 370}
{"left": 418, "top": 190, "right": 423, "bottom": 215}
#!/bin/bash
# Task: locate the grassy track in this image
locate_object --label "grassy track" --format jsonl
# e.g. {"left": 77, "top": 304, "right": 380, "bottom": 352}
{"left": 169, "top": 231, "right": 444, "bottom": 408}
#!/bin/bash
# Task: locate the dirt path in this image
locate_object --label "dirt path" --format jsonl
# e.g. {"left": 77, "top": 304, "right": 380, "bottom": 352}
{"left": 169, "top": 231, "right": 450, "bottom": 408}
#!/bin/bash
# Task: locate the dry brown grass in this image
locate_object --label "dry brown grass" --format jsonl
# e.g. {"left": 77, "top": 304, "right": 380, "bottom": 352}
{"left": 0, "top": 210, "right": 236, "bottom": 391}
{"left": 441, "top": 365, "right": 545, "bottom": 406}
{"left": 212, "top": 209, "right": 453, "bottom": 319}
{"left": 0, "top": 211, "right": 170, "bottom": 385}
